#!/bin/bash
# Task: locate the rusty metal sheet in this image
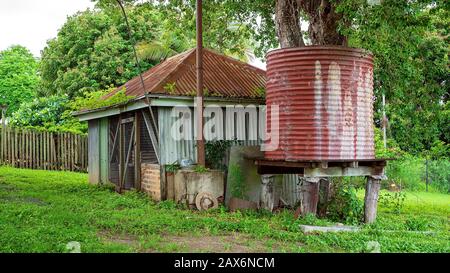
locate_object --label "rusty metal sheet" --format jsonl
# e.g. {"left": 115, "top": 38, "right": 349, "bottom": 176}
{"left": 265, "top": 46, "right": 375, "bottom": 161}
{"left": 103, "top": 48, "right": 266, "bottom": 100}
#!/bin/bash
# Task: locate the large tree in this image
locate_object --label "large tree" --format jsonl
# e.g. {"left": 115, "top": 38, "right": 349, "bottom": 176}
{"left": 40, "top": 2, "right": 256, "bottom": 99}
{"left": 150, "top": 0, "right": 448, "bottom": 155}
{"left": 39, "top": 6, "right": 166, "bottom": 98}
{"left": 0, "top": 45, "right": 39, "bottom": 117}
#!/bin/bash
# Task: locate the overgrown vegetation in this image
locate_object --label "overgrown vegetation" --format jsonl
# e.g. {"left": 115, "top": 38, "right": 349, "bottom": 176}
{"left": 0, "top": 167, "right": 448, "bottom": 253}
{"left": 8, "top": 87, "right": 135, "bottom": 134}
{"left": 228, "top": 164, "right": 247, "bottom": 200}
{"left": 165, "top": 161, "right": 181, "bottom": 173}
{"left": 205, "top": 140, "right": 235, "bottom": 170}
{"left": 9, "top": 95, "right": 86, "bottom": 134}
{"left": 326, "top": 181, "right": 364, "bottom": 225}
{"left": 69, "top": 88, "right": 135, "bottom": 111}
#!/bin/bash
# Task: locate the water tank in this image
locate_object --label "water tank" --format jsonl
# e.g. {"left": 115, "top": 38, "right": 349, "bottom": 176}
{"left": 265, "top": 46, "right": 375, "bottom": 161}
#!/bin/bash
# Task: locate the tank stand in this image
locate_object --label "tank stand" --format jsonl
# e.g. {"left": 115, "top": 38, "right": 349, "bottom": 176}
{"left": 298, "top": 177, "right": 320, "bottom": 216}
{"left": 252, "top": 158, "right": 388, "bottom": 223}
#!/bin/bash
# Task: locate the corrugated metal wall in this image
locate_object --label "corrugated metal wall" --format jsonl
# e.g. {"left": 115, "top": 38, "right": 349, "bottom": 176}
{"left": 158, "top": 106, "right": 300, "bottom": 206}
{"left": 88, "top": 118, "right": 109, "bottom": 184}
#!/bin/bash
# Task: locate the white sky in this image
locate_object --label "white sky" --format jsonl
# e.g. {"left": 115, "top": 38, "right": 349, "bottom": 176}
{"left": 0, "top": 0, "right": 266, "bottom": 69}
{"left": 0, "top": 0, "right": 95, "bottom": 57}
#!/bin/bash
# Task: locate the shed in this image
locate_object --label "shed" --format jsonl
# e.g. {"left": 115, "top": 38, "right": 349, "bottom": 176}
{"left": 74, "top": 48, "right": 300, "bottom": 204}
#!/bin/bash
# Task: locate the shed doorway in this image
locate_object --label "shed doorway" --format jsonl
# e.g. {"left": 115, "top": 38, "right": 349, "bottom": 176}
{"left": 108, "top": 110, "right": 159, "bottom": 192}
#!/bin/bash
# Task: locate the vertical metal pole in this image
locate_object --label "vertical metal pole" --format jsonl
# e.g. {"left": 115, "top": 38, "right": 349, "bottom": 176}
{"left": 425, "top": 158, "right": 429, "bottom": 192}
{"left": 382, "top": 94, "right": 387, "bottom": 149}
{"left": 196, "top": 0, "right": 205, "bottom": 166}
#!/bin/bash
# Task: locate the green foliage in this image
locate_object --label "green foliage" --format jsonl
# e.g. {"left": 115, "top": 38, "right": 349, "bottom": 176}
{"left": 379, "top": 191, "right": 406, "bottom": 214}
{"left": 385, "top": 155, "right": 449, "bottom": 193}
{"left": 69, "top": 87, "right": 135, "bottom": 111}
{"left": 404, "top": 217, "right": 429, "bottom": 231}
{"left": 0, "top": 46, "right": 39, "bottom": 116}
{"left": 205, "top": 140, "right": 235, "bottom": 170}
{"left": 374, "top": 127, "right": 405, "bottom": 159}
{"left": 163, "top": 82, "right": 177, "bottom": 95}
{"left": 9, "top": 95, "right": 87, "bottom": 134}
{"left": 165, "top": 162, "right": 181, "bottom": 173}
{"left": 327, "top": 182, "right": 364, "bottom": 225}
{"left": 254, "top": 87, "right": 266, "bottom": 98}
{"left": 157, "top": 200, "right": 179, "bottom": 210}
{"left": 427, "top": 160, "right": 450, "bottom": 193}
{"left": 40, "top": 2, "right": 257, "bottom": 99}
{"left": 343, "top": 0, "right": 449, "bottom": 155}
{"left": 385, "top": 156, "right": 426, "bottom": 191}
{"left": 153, "top": 0, "right": 258, "bottom": 61}
{"left": 228, "top": 163, "right": 247, "bottom": 199}
{"left": 39, "top": 5, "right": 174, "bottom": 98}
{"left": 427, "top": 140, "right": 450, "bottom": 159}
{"left": 193, "top": 165, "right": 208, "bottom": 173}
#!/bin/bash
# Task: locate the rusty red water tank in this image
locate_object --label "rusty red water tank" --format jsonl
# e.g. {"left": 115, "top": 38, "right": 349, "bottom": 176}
{"left": 265, "top": 46, "right": 375, "bottom": 161}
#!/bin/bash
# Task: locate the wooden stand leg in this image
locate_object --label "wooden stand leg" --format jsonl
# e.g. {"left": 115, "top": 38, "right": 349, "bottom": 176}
{"left": 299, "top": 177, "right": 320, "bottom": 216}
{"left": 364, "top": 176, "right": 381, "bottom": 224}
{"left": 260, "top": 174, "right": 275, "bottom": 211}
{"left": 318, "top": 178, "right": 332, "bottom": 217}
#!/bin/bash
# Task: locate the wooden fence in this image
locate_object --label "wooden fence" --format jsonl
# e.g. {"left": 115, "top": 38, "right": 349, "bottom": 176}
{"left": 0, "top": 126, "right": 88, "bottom": 172}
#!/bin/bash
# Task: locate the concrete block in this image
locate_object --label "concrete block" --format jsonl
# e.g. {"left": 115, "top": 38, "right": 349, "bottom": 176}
{"left": 174, "top": 169, "right": 224, "bottom": 207}
{"left": 226, "top": 146, "right": 282, "bottom": 208}
{"left": 299, "top": 224, "right": 360, "bottom": 233}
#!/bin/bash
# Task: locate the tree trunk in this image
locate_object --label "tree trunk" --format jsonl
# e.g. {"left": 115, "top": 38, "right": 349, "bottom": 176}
{"left": 298, "top": 0, "right": 347, "bottom": 46}
{"left": 275, "top": 0, "right": 305, "bottom": 48}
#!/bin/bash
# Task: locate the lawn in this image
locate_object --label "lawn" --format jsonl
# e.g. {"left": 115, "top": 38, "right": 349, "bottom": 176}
{"left": 0, "top": 166, "right": 448, "bottom": 253}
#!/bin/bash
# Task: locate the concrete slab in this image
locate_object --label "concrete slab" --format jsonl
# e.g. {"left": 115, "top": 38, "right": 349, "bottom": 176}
{"left": 174, "top": 169, "right": 224, "bottom": 207}
{"left": 299, "top": 224, "right": 360, "bottom": 233}
{"left": 225, "top": 146, "right": 283, "bottom": 208}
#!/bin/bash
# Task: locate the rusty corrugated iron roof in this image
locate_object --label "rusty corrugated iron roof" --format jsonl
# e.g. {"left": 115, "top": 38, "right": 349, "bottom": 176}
{"left": 104, "top": 48, "right": 266, "bottom": 100}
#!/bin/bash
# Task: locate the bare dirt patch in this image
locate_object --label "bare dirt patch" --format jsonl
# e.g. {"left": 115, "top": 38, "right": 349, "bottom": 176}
{"left": 161, "top": 234, "right": 268, "bottom": 253}
{"left": 99, "top": 231, "right": 139, "bottom": 247}
{"left": 100, "top": 231, "right": 297, "bottom": 253}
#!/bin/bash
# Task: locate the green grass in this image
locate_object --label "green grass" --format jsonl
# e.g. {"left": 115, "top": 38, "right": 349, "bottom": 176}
{"left": 0, "top": 166, "right": 449, "bottom": 253}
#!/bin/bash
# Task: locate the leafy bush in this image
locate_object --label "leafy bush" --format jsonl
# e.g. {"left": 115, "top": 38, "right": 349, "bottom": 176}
{"left": 0, "top": 45, "right": 38, "bottom": 116}
{"left": 427, "top": 160, "right": 450, "bottom": 193}
{"left": 9, "top": 87, "right": 135, "bottom": 134}
{"left": 326, "top": 181, "right": 364, "bottom": 225}
{"left": 205, "top": 140, "right": 235, "bottom": 170}
{"left": 9, "top": 95, "right": 87, "bottom": 134}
